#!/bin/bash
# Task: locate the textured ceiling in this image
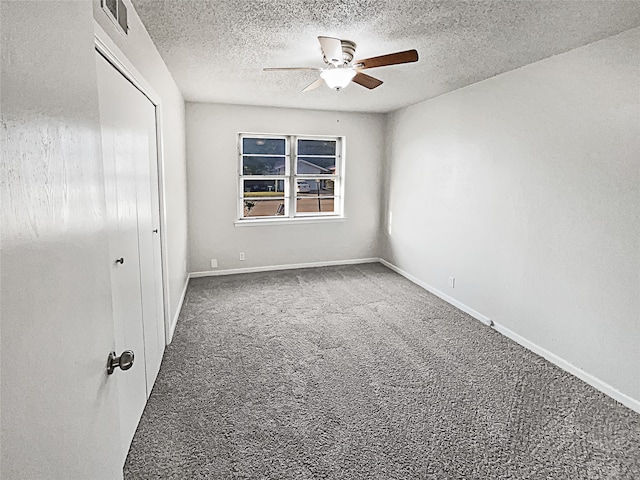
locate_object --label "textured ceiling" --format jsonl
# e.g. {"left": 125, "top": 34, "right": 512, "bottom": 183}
{"left": 130, "top": 0, "right": 640, "bottom": 113}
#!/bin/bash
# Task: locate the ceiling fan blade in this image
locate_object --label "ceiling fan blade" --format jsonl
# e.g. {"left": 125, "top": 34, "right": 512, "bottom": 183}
{"left": 302, "top": 78, "right": 325, "bottom": 92}
{"left": 318, "top": 36, "right": 344, "bottom": 65}
{"left": 263, "top": 67, "right": 323, "bottom": 71}
{"left": 355, "top": 49, "right": 418, "bottom": 70}
{"left": 352, "top": 72, "right": 383, "bottom": 90}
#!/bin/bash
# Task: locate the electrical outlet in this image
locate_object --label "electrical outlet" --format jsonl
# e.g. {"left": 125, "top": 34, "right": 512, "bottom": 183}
{"left": 210, "top": 259, "right": 218, "bottom": 269}
{"left": 239, "top": 252, "right": 245, "bottom": 261}
{"left": 448, "top": 276, "right": 455, "bottom": 288}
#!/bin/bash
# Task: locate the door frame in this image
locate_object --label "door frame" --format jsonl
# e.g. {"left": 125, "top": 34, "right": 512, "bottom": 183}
{"left": 94, "top": 23, "right": 171, "bottom": 345}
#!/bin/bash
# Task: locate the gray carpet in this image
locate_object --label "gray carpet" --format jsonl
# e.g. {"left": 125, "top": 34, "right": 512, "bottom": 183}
{"left": 124, "top": 263, "right": 640, "bottom": 479}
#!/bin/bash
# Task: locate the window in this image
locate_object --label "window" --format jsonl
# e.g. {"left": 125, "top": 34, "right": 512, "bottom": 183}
{"left": 102, "top": 0, "right": 129, "bottom": 35}
{"left": 238, "top": 134, "right": 343, "bottom": 221}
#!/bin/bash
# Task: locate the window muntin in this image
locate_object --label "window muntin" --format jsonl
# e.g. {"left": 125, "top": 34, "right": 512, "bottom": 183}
{"left": 294, "top": 177, "right": 338, "bottom": 216}
{"left": 243, "top": 179, "right": 286, "bottom": 194}
{"left": 242, "top": 156, "right": 285, "bottom": 175}
{"left": 238, "top": 134, "right": 342, "bottom": 220}
{"left": 297, "top": 139, "right": 336, "bottom": 156}
{"left": 242, "top": 137, "right": 286, "bottom": 155}
{"left": 243, "top": 198, "right": 286, "bottom": 217}
{"left": 296, "top": 157, "right": 335, "bottom": 174}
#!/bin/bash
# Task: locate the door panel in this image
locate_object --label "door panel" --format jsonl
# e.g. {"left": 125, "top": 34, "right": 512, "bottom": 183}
{"left": 137, "top": 102, "right": 166, "bottom": 393}
{"left": 95, "top": 51, "right": 166, "bottom": 461}
{"left": 96, "top": 52, "right": 148, "bottom": 461}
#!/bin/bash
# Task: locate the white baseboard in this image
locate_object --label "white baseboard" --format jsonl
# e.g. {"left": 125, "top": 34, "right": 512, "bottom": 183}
{"left": 189, "top": 257, "right": 380, "bottom": 278}
{"left": 168, "top": 276, "right": 189, "bottom": 344}
{"left": 378, "top": 258, "right": 640, "bottom": 415}
{"left": 378, "top": 258, "right": 492, "bottom": 326}
{"left": 491, "top": 321, "right": 640, "bottom": 415}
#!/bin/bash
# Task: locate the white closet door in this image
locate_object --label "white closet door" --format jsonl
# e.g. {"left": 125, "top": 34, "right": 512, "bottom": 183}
{"left": 136, "top": 85, "right": 166, "bottom": 393}
{"left": 95, "top": 50, "right": 165, "bottom": 461}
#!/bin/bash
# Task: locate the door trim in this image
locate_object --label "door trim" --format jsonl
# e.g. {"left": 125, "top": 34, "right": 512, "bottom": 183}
{"left": 94, "top": 23, "right": 171, "bottom": 345}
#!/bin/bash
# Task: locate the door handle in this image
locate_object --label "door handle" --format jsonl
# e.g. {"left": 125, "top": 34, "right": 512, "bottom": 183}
{"left": 115, "top": 257, "right": 125, "bottom": 265}
{"left": 107, "top": 350, "right": 135, "bottom": 375}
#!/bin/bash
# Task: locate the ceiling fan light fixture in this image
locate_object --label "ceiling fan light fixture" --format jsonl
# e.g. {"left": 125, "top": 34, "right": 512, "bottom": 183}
{"left": 264, "top": 37, "right": 416, "bottom": 93}
{"left": 320, "top": 68, "right": 356, "bottom": 90}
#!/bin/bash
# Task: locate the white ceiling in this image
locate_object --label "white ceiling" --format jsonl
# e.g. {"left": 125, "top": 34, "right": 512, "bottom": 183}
{"left": 130, "top": 0, "right": 640, "bottom": 113}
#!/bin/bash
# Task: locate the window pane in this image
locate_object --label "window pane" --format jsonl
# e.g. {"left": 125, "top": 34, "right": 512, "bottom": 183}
{"left": 243, "top": 198, "right": 286, "bottom": 217}
{"left": 297, "top": 157, "right": 335, "bottom": 174}
{"left": 298, "top": 139, "right": 336, "bottom": 156}
{"left": 243, "top": 179, "right": 286, "bottom": 196}
{"left": 242, "top": 137, "right": 286, "bottom": 155}
{"left": 296, "top": 197, "right": 335, "bottom": 213}
{"left": 295, "top": 179, "right": 334, "bottom": 195}
{"left": 242, "top": 156, "right": 285, "bottom": 175}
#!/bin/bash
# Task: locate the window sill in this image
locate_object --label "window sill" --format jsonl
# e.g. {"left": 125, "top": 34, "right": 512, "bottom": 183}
{"left": 234, "top": 216, "right": 346, "bottom": 227}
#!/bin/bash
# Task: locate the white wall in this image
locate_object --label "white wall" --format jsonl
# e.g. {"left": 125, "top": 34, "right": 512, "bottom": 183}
{"left": 382, "top": 28, "right": 640, "bottom": 406}
{"left": 94, "top": 0, "right": 189, "bottom": 331}
{"left": 186, "top": 103, "right": 384, "bottom": 272}
{"left": 1, "top": 1, "right": 123, "bottom": 478}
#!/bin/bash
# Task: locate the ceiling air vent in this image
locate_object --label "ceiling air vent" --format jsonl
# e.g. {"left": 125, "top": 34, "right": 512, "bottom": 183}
{"left": 102, "top": 0, "right": 129, "bottom": 35}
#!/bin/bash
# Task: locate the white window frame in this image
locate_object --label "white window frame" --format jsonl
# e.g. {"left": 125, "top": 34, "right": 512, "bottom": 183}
{"left": 236, "top": 133, "right": 345, "bottom": 224}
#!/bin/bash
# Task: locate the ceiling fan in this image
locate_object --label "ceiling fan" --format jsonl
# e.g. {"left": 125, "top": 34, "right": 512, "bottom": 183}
{"left": 263, "top": 36, "right": 418, "bottom": 92}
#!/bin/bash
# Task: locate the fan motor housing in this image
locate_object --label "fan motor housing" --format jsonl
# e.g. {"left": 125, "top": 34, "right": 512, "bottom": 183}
{"left": 323, "top": 40, "right": 357, "bottom": 65}
{"left": 340, "top": 40, "right": 356, "bottom": 64}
